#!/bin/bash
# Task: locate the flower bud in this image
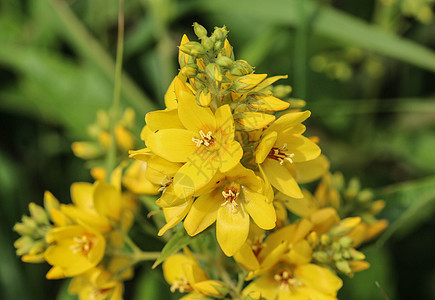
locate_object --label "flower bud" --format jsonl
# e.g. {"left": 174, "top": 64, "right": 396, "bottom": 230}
{"left": 197, "top": 89, "right": 212, "bottom": 107}
{"left": 214, "top": 40, "right": 223, "bottom": 52}
{"left": 215, "top": 56, "right": 233, "bottom": 68}
{"left": 339, "top": 236, "right": 354, "bottom": 248}
{"left": 273, "top": 85, "right": 292, "bottom": 98}
{"left": 211, "top": 26, "right": 228, "bottom": 42}
{"left": 233, "top": 112, "right": 275, "bottom": 131}
{"left": 230, "top": 60, "right": 254, "bottom": 76}
{"left": 336, "top": 260, "right": 351, "bottom": 275}
{"left": 29, "top": 203, "right": 49, "bottom": 225}
{"left": 193, "top": 22, "right": 207, "bottom": 39}
{"left": 202, "top": 37, "right": 214, "bottom": 50}
{"left": 313, "top": 251, "right": 329, "bottom": 263}
{"left": 205, "top": 63, "right": 223, "bottom": 82}
{"left": 179, "top": 41, "right": 207, "bottom": 57}
{"left": 181, "top": 63, "right": 199, "bottom": 78}
{"left": 71, "top": 142, "right": 102, "bottom": 160}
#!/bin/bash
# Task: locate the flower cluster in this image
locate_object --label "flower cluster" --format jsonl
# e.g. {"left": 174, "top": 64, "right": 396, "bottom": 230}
{"left": 14, "top": 169, "right": 139, "bottom": 300}
{"left": 14, "top": 23, "right": 388, "bottom": 300}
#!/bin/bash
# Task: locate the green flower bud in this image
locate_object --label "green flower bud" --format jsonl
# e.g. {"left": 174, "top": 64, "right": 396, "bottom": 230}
{"left": 336, "top": 260, "right": 351, "bottom": 275}
{"left": 211, "top": 26, "right": 228, "bottom": 42}
{"left": 313, "top": 251, "right": 330, "bottom": 263}
{"left": 205, "top": 63, "right": 223, "bottom": 82}
{"left": 230, "top": 60, "right": 254, "bottom": 76}
{"left": 320, "top": 234, "right": 332, "bottom": 246}
{"left": 179, "top": 41, "right": 207, "bottom": 57}
{"left": 215, "top": 56, "right": 234, "bottom": 68}
{"left": 214, "top": 40, "right": 223, "bottom": 52}
{"left": 358, "top": 189, "right": 373, "bottom": 203}
{"left": 349, "top": 248, "right": 365, "bottom": 260}
{"left": 339, "top": 236, "right": 354, "bottom": 248}
{"left": 29, "top": 203, "right": 49, "bottom": 225}
{"left": 333, "top": 252, "right": 343, "bottom": 261}
{"left": 181, "top": 64, "right": 198, "bottom": 78}
{"left": 193, "top": 22, "right": 207, "bottom": 39}
{"left": 202, "top": 37, "right": 214, "bottom": 51}
{"left": 273, "top": 85, "right": 292, "bottom": 98}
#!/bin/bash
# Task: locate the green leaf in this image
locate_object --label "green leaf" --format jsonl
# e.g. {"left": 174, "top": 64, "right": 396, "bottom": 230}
{"left": 198, "top": 0, "right": 435, "bottom": 72}
{"left": 152, "top": 229, "right": 194, "bottom": 269}
{"left": 377, "top": 176, "right": 435, "bottom": 245}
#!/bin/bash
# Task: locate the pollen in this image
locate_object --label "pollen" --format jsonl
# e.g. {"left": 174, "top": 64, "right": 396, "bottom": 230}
{"left": 170, "top": 277, "right": 192, "bottom": 293}
{"left": 192, "top": 130, "right": 215, "bottom": 147}
{"left": 267, "top": 143, "right": 295, "bottom": 165}
{"left": 70, "top": 234, "right": 94, "bottom": 255}
{"left": 274, "top": 269, "right": 302, "bottom": 291}
{"left": 221, "top": 185, "right": 240, "bottom": 213}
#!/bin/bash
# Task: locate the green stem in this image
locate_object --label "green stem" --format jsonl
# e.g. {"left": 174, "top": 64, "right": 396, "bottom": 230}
{"left": 294, "top": 0, "right": 308, "bottom": 100}
{"left": 48, "top": 0, "right": 155, "bottom": 115}
{"left": 105, "top": 0, "right": 125, "bottom": 179}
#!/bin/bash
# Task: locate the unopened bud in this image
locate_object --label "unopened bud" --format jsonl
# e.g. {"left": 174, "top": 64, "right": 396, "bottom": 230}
{"left": 193, "top": 22, "right": 207, "bottom": 39}
{"left": 202, "top": 37, "right": 214, "bottom": 51}
{"left": 230, "top": 60, "right": 253, "bottom": 76}
{"left": 331, "top": 217, "right": 361, "bottom": 237}
{"left": 179, "top": 41, "right": 207, "bottom": 57}
{"left": 339, "top": 236, "right": 354, "bottom": 248}
{"left": 211, "top": 26, "right": 228, "bottom": 42}
{"left": 214, "top": 40, "right": 223, "bottom": 52}
{"left": 231, "top": 74, "right": 267, "bottom": 93}
{"left": 233, "top": 112, "right": 275, "bottom": 131}
{"left": 181, "top": 64, "right": 198, "bottom": 78}
{"left": 336, "top": 260, "right": 351, "bottom": 275}
{"left": 320, "top": 234, "right": 332, "bottom": 246}
{"left": 215, "top": 56, "right": 233, "bottom": 68}
{"left": 71, "top": 142, "right": 102, "bottom": 160}
{"left": 349, "top": 248, "right": 365, "bottom": 260}
{"left": 43, "top": 191, "right": 60, "bottom": 215}
{"left": 197, "top": 89, "right": 212, "bottom": 107}
{"left": 313, "top": 251, "right": 329, "bottom": 263}
{"left": 29, "top": 203, "right": 49, "bottom": 225}
{"left": 205, "top": 63, "right": 223, "bottom": 82}
{"left": 273, "top": 85, "right": 292, "bottom": 98}
{"left": 358, "top": 189, "right": 373, "bottom": 203}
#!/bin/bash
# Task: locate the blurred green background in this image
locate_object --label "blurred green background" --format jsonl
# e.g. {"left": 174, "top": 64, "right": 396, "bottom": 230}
{"left": 1, "top": 0, "right": 435, "bottom": 299}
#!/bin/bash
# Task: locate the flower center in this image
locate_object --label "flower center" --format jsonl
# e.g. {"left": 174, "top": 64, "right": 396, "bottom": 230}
{"left": 170, "top": 277, "right": 193, "bottom": 293}
{"left": 248, "top": 235, "right": 266, "bottom": 257}
{"left": 221, "top": 184, "right": 240, "bottom": 212}
{"left": 158, "top": 176, "right": 174, "bottom": 192}
{"left": 274, "top": 269, "right": 302, "bottom": 291}
{"left": 90, "top": 287, "right": 112, "bottom": 300}
{"left": 267, "top": 143, "right": 295, "bottom": 165}
{"left": 70, "top": 234, "right": 94, "bottom": 255}
{"left": 192, "top": 130, "right": 215, "bottom": 147}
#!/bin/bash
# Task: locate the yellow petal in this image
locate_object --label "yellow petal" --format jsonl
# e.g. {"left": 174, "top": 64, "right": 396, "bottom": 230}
{"left": 275, "top": 134, "right": 321, "bottom": 163}
{"left": 93, "top": 181, "right": 122, "bottom": 221}
{"left": 176, "top": 77, "right": 216, "bottom": 133}
{"left": 70, "top": 182, "right": 94, "bottom": 210}
{"left": 295, "top": 264, "right": 342, "bottom": 295}
{"left": 218, "top": 140, "right": 243, "bottom": 173}
{"left": 184, "top": 191, "right": 220, "bottom": 236}
{"left": 242, "top": 274, "right": 278, "bottom": 300}
{"left": 215, "top": 104, "right": 235, "bottom": 141}
{"left": 145, "top": 109, "right": 184, "bottom": 131}
{"left": 165, "top": 77, "right": 178, "bottom": 109}
{"left": 162, "top": 253, "right": 191, "bottom": 284}
{"left": 294, "top": 155, "right": 330, "bottom": 184}
{"left": 172, "top": 154, "right": 217, "bottom": 198}
{"left": 158, "top": 198, "right": 193, "bottom": 236}
{"left": 277, "top": 190, "right": 318, "bottom": 218}
{"left": 234, "top": 112, "right": 275, "bottom": 131}
{"left": 252, "top": 75, "right": 288, "bottom": 93}
{"left": 262, "top": 159, "right": 303, "bottom": 198}
{"left": 255, "top": 131, "right": 277, "bottom": 164}
{"left": 310, "top": 208, "right": 340, "bottom": 235}
{"left": 233, "top": 243, "right": 260, "bottom": 271}
{"left": 265, "top": 111, "right": 311, "bottom": 135}
{"left": 146, "top": 129, "right": 196, "bottom": 163}
{"left": 242, "top": 187, "right": 276, "bottom": 230}
{"left": 217, "top": 202, "right": 249, "bottom": 256}
{"left": 247, "top": 94, "right": 290, "bottom": 112}
{"left": 193, "top": 280, "right": 226, "bottom": 297}
{"left": 156, "top": 186, "right": 188, "bottom": 208}
{"left": 284, "top": 240, "right": 312, "bottom": 265}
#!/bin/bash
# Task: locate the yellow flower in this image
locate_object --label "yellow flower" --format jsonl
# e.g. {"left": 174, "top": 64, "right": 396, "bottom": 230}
{"left": 183, "top": 164, "right": 276, "bottom": 256}
{"left": 44, "top": 225, "right": 106, "bottom": 279}
{"left": 122, "top": 160, "right": 161, "bottom": 195}
{"left": 146, "top": 78, "right": 243, "bottom": 198}
{"left": 163, "top": 250, "right": 227, "bottom": 298}
{"left": 242, "top": 263, "right": 342, "bottom": 300}
{"left": 255, "top": 111, "right": 321, "bottom": 199}
{"left": 69, "top": 267, "right": 123, "bottom": 300}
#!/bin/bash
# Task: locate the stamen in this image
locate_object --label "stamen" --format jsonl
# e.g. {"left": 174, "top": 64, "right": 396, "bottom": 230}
{"left": 192, "top": 130, "right": 214, "bottom": 147}
{"left": 69, "top": 234, "right": 93, "bottom": 255}
{"left": 267, "top": 144, "right": 295, "bottom": 165}
{"left": 274, "top": 269, "right": 302, "bottom": 291}
{"left": 221, "top": 186, "right": 240, "bottom": 213}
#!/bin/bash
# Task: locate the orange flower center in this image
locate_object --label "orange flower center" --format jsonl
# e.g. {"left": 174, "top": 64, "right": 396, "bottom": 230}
{"left": 267, "top": 143, "right": 294, "bottom": 165}
{"left": 192, "top": 130, "right": 215, "bottom": 147}
{"left": 70, "top": 233, "right": 94, "bottom": 255}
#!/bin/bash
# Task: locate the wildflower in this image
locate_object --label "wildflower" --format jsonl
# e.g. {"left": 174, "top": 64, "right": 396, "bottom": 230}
{"left": 146, "top": 84, "right": 243, "bottom": 198}
{"left": 163, "top": 249, "right": 227, "bottom": 298}
{"left": 183, "top": 164, "right": 276, "bottom": 256}
{"left": 255, "top": 111, "right": 321, "bottom": 198}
